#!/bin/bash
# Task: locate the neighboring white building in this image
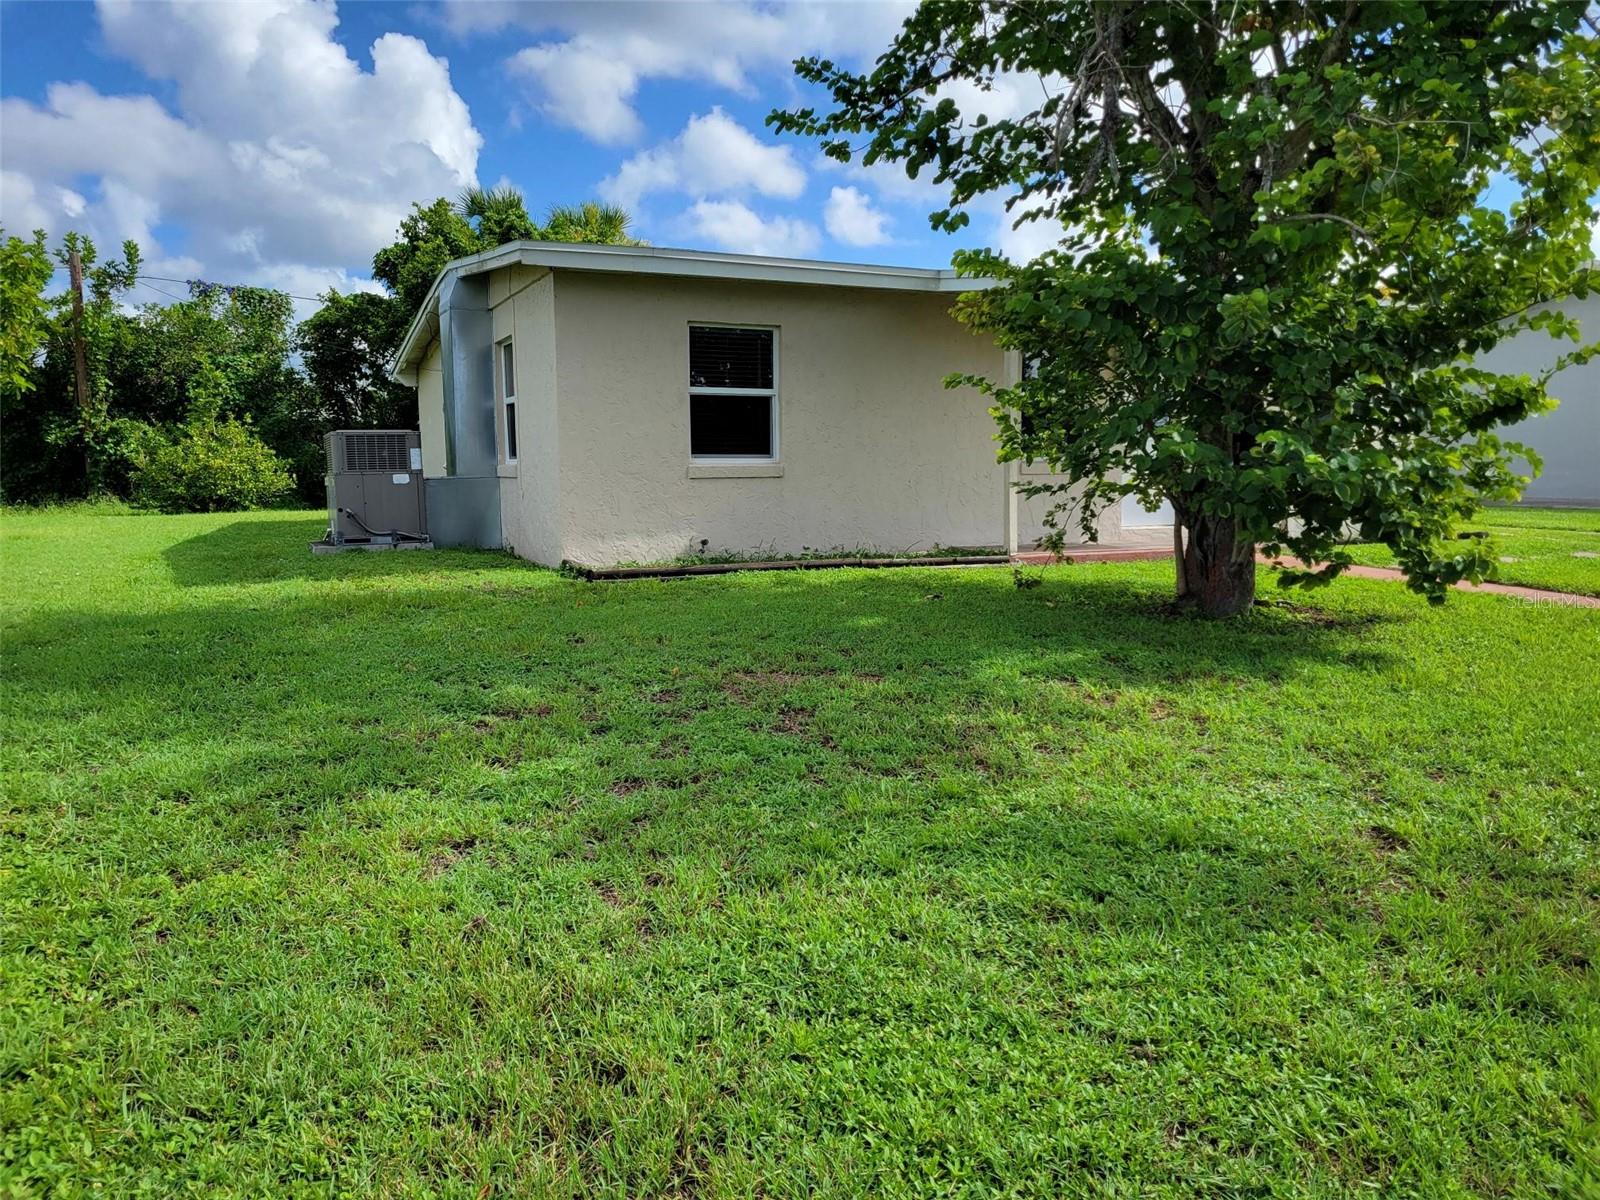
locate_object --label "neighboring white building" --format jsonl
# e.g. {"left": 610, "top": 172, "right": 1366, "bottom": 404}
{"left": 1114, "top": 291, "right": 1600, "bottom": 524}
{"left": 1483, "top": 290, "right": 1599, "bottom": 507}
{"left": 389, "top": 242, "right": 1117, "bottom": 565}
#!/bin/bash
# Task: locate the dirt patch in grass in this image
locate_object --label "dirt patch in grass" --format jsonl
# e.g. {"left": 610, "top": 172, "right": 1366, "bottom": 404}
{"left": 425, "top": 836, "right": 481, "bottom": 877}
{"left": 774, "top": 706, "right": 812, "bottom": 735}
{"left": 1050, "top": 676, "right": 1120, "bottom": 707}
{"left": 722, "top": 669, "right": 834, "bottom": 702}
{"left": 1365, "top": 824, "right": 1409, "bottom": 855}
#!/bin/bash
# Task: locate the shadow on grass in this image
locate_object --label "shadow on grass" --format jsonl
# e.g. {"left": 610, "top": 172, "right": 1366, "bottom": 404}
{"left": 57, "top": 517, "right": 1403, "bottom": 746}
{"left": 15, "top": 533, "right": 1396, "bottom": 866}
{"left": 161, "top": 516, "right": 519, "bottom": 587}
{"left": 6, "top": 561, "right": 1376, "bottom": 935}
{"left": 23, "top": 515, "right": 1595, "bottom": 1194}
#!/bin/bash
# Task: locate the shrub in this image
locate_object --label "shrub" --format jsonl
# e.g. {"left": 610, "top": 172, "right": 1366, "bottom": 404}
{"left": 131, "top": 418, "right": 293, "bottom": 513}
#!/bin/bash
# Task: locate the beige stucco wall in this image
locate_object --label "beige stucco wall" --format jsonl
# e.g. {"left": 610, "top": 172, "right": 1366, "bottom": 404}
{"left": 1016, "top": 459, "right": 1123, "bottom": 548}
{"left": 544, "top": 272, "right": 1020, "bottom": 565}
{"left": 416, "top": 337, "right": 445, "bottom": 477}
{"left": 488, "top": 266, "right": 563, "bottom": 564}
{"left": 1487, "top": 292, "right": 1599, "bottom": 506}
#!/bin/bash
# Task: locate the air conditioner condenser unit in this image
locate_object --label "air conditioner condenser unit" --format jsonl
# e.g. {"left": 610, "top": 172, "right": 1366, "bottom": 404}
{"left": 311, "top": 430, "right": 433, "bottom": 553}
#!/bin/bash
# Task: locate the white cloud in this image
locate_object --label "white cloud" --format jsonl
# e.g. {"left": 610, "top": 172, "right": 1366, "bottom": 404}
{"left": 509, "top": 40, "right": 648, "bottom": 144}
{"left": 481, "top": 1, "right": 914, "bottom": 145}
{"left": 1, "top": 171, "right": 52, "bottom": 233}
{"left": 0, "top": 0, "right": 480, "bottom": 307}
{"left": 682, "top": 200, "right": 820, "bottom": 258}
{"left": 994, "top": 208, "right": 1067, "bottom": 262}
{"left": 937, "top": 71, "right": 1057, "bottom": 130}
{"left": 816, "top": 153, "right": 949, "bottom": 210}
{"left": 94, "top": 1, "right": 479, "bottom": 185}
{"left": 823, "top": 186, "right": 891, "bottom": 247}
{"left": 600, "top": 108, "right": 805, "bottom": 210}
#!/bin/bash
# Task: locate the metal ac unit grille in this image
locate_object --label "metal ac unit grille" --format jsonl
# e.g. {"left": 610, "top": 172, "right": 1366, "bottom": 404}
{"left": 341, "top": 432, "right": 411, "bottom": 472}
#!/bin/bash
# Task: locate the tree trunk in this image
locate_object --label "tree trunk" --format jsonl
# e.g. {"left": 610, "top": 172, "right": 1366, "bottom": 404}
{"left": 1178, "top": 513, "right": 1256, "bottom": 617}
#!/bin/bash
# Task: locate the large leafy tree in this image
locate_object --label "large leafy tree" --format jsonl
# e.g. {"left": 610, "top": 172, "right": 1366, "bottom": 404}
{"left": 774, "top": 1, "right": 1600, "bottom": 615}
{"left": 372, "top": 190, "right": 643, "bottom": 319}
{"left": 99, "top": 282, "right": 304, "bottom": 464}
{"left": 1, "top": 232, "right": 142, "bottom": 501}
{"left": 2, "top": 243, "right": 313, "bottom": 506}
{"left": 297, "top": 290, "right": 416, "bottom": 430}
{"left": 0, "top": 229, "right": 53, "bottom": 398}
{"left": 110, "top": 283, "right": 300, "bottom": 424}
{"left": 372, "top": 198, "right": 481, "bottom": 318}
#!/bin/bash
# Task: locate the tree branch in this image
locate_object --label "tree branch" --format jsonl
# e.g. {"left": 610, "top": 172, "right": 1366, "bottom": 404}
{"left": 1276, "top": 0, "right": 1361, "bottom": 174}
{"left": 1272, "top": 212, "right": 1379, "bottom": 246}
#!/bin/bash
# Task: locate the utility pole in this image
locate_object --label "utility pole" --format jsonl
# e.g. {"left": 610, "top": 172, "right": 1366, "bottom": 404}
{"left": 68, "top": 248, "right": 91, "bottom": 483}
{"left": 68, "top": 248, "right": 89, "bottom": 414}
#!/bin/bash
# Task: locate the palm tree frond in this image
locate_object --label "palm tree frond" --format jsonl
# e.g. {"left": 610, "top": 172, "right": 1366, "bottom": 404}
{"left": 542, "top": 202, "right": 642, "bottom": 246}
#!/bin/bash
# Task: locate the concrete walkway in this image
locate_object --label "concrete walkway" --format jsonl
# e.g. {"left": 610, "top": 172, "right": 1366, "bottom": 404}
{"left": 1011, "top": 528, "right": 1600, "bottom": 608}
{"left": 1260, "top": 557, "right": 1600, "bottom": 609}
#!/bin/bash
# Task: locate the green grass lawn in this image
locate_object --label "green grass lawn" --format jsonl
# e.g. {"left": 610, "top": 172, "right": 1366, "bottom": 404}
{"left": 4, "top": 508, "right": 1598, "bottom": 1198}
{"left": 1346, "top": 506, "right": 1600, "bottom": 597}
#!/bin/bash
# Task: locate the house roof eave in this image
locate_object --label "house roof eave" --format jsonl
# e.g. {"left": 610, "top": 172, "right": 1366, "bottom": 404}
{"left": 386, "top": 242, "right": 1000, "bottom": 381}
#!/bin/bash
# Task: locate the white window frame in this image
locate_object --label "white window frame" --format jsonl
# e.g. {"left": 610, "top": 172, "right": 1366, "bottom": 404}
{"left": 498, "top": 338, "right": 518, "bottom": 465}
{"left": 688, "top": 322, "right": 779, "bottom": 463}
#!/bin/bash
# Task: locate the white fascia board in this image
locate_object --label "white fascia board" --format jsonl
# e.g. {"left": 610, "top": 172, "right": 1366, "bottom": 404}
{"left": 501, "top": 242, "right": 998, "bottom": 293}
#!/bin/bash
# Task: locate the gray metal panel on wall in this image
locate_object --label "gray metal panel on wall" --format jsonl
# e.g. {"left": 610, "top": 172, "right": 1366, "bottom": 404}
{"left": 433, "top": 270, "right": 503, "bottom": 542}
{"left": 439, "top": 272, "right": 497, "bottom": 479}
{"left": 425, "top": 477, "right": 502, "bottom": 548}
{"left": 1488, "top": 292, "right": 1600, "bottom": 506}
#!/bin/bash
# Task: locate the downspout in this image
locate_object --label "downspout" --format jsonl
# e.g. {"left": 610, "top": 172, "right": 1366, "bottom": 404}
{"left": 1004, "top": 456, "right": 1019, "bottom": 556}
{"left": 1003, "top": 349, "right": 1021, "bottom": 556}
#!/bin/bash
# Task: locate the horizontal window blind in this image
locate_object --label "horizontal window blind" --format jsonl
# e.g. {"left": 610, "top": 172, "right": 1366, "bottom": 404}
{"left": 690, "top": 326, "right": 774, "bottom": 390}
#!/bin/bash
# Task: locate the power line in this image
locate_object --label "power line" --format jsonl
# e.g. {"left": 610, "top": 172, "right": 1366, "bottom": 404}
{"left": 138, "top": 273, "right": 365, "bottom": 303}
{"left": 130, "top": 278, "right": 193, "bottom": 304}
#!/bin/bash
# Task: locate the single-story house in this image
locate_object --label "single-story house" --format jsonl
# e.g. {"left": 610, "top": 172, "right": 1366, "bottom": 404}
{"left": 387, "top": 242, "right": 1120, "bottom": 566}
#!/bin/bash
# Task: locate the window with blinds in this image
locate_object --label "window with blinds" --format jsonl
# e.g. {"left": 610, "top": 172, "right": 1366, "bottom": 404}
{"left": 688, "top": 325, "right": 777, "bottom": 459}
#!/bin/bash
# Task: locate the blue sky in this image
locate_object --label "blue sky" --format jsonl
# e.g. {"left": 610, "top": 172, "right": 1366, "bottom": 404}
{"left": 1, "top": 1, "right": 1048, "bottom": 316}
